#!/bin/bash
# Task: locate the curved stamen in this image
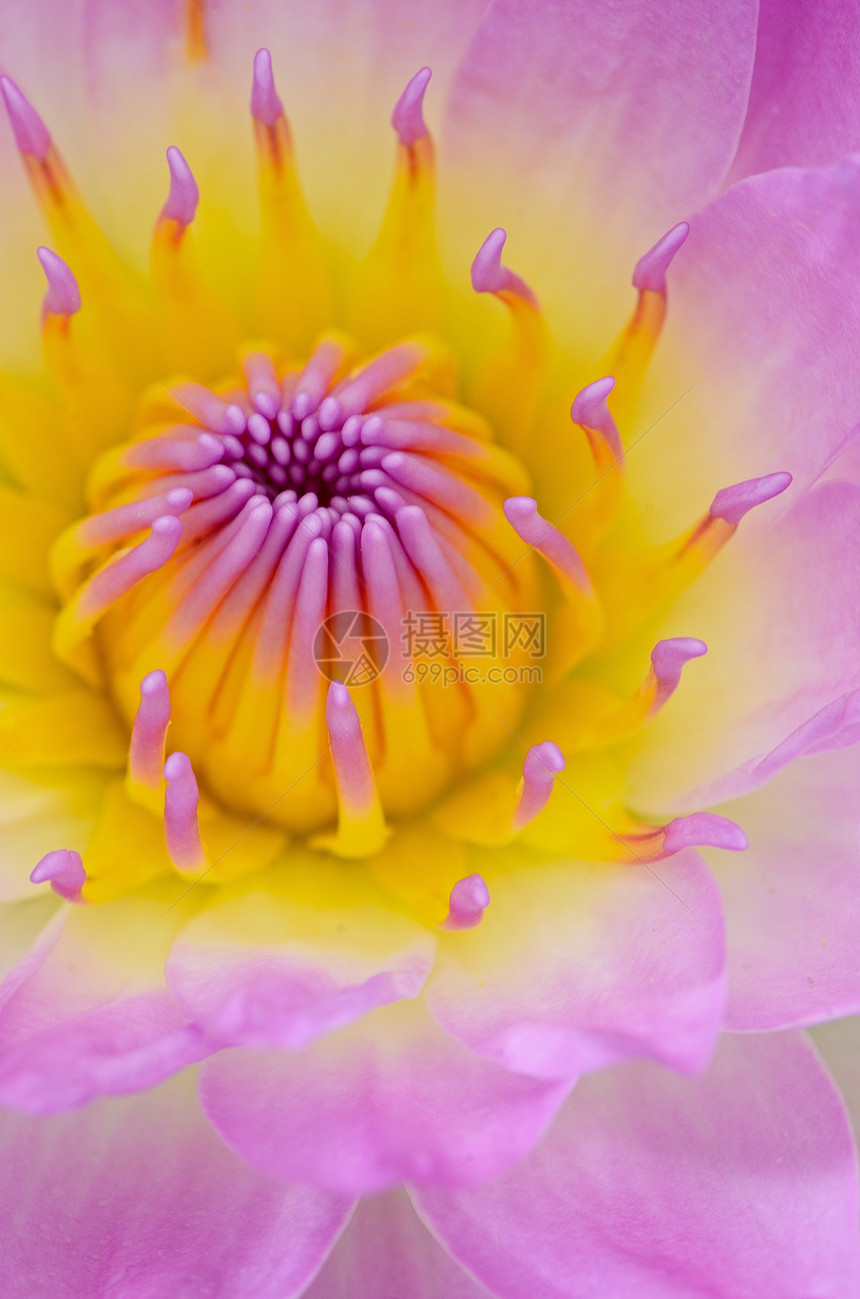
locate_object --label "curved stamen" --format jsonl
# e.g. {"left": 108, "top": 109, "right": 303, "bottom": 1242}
{"left": 251, "top": 47, "right": 284, "bottom": 127}
{"left": 621, "top": 811, "right": 747, "bottom": 861}
{"left": 472, "top": 228, "right": 538, "bottom": 309}
{"left": 603, "top": 222, "right": 689, "bottom": 418}
{"left": 513, "top": 741, "right": 566, "bottom": 832}
{"left": 314, "top": 682, "right": 389, "bottom": 858}
{"left": 471, "top": 229, "right": 546, "bottom": 451}
{"left": 503, "top": 497, "right": 591, "bottom": 594}
{"left": 330, "top": 341, "right": 429, "bottom": 418}
{"left": 633, "top": 223, "right": 690, "bottom": 296}
{"left": 644, "top": 638, "right": 708, "bottom": 716}
{"left": 709, "top": 472, "right": 794, "bottom": 526}
{"left": 30, "top": 848, "right": 86, "bottom": 901}
{"left": 37, "top": 246, "right": 80, "bottom": 318}
{"left": 128, "top": 669, "right": 172, "bottom": 797}
{"left": 392, "top": 66, "right": 432, "bottom": 147}
{"left": 292, "top": 338, "right": 350, "bottom": 418}
{"left": 1, "top": 76, "right": 50, "bottom": 158}
{"left": 682, "top": 471, "right": 793, "bottom": 562}
{"left": 159, "top": 146, "right": 199, "bottom": 230}
{"left": 442, "top": 874, "right": 490, "bottom": 930}
{"left": 242, "top": 351, "right": 282, "bottom": 419}
{"left": 163, "top": 751, "right": 206, "bottom": 871}
{"left": 571, "top": 376, "right": 623, "bottom": 462}
{"left": 251, "top": 48, "right": 330, "bottom": 348}
{"left": 171, "top": 383, "right": 247, "bottom": 435}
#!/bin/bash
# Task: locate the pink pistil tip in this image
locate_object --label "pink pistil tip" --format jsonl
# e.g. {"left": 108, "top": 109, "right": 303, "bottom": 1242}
{"left": 514, "top": 740, "right": 565, "bottom": 831}
{"left": 570, "top": 376, "right": 623, "bottom": 458}
{"left": 709, "top": 471, "right": 792, "bottom": 526}
{"left": 662, "top": 812, "right": 748, "bottom": 854}
{"left": 30, "top": 849, "right": 86, "bottom": 901}
{"left": 442, "top": 874, "right": 490, "bottom": 931}
{"left": 251, "top": 48, "right": 284, "bottom": 127}
{"left": 632, "top": 222, "right": 689, "bottom": 294}
{"left": 471, "top": 228, "right": 539, "bottom": 308}
{"left": 161, "top": 146, "right": 199, "bottom": 227}
{"left": 0, "top": 76, "right": 51, "bottom": 160}
{"left": 391, "top": 66, "right": 432, "bottom": 146}
{"left": 36, "top": 246, "right": 81, "bottom": 317}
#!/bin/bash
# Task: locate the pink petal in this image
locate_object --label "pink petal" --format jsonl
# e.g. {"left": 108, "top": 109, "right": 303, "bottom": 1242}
{"left": 731, "top": 0, "right": 860, "bottom": 179}
{"left": 441, "top": 0, "right": 756, "bottom": 344}
{"left": 630, "top": 159, "right": 860, "bottom": 540}
{"left": 166, "top": 891, "right": 435, "bottom": 1050}
{"left": 710, "top": 741, "right": 860, "bottom": 1030}
{"left": 303, "top": 1189, "right": 493, "bottom": 1298}
{"left": 416, "top": 1032, "right": 860, "bottom": 1298}
{"left": 0, "top": 894, "right": 58, "bottom": 986}
{"left": 812, "top": 1015, "right": 860, "bottom": 1147}
{"left": 0, "top": 1069, "right": 351, "bottom": 1298}
{"left": 0, "top": 896, "right": 208, "bottom": 1113}
{"left": 425, "top": 848, "right": 725, "bottom": 1082}
{"left": 199, "top": 1002, "right": 570, "bottom": 1194}
{"left": 630, "top": 481, "right": 860, "bottom": 811}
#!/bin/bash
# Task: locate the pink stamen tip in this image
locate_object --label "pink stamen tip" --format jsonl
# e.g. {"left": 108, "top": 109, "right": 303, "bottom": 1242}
{"left": 442, "top": 874, "right": 490, "bottom": 931}
{"left": 224, "top": 404, "right": 247, "bottom": 434}
{"left": 36, "top": 246, "right": 81, "bottom": 317}
{"left": 471, "top": 228, "right": 539, "bottom": 308}
{"left": 30, "top": 849, "right": 86, "bottom": 901}
{"left": 165, "top": 487, "right": 194, "bottom": 512}
{"left": 709, "top": 472, "right": 792, "bottom": 527}
{"left": 0, "top": 76, "right": 51, "bottom": 160}
{"left": 662, "top": 812, "right": 748, "bottom": 855}
{"left": 503, "top": 496, "right": 591, "bottom": 593}
{"left": 650, "top": 637, "right": 707, "bottom": 703}
{"left": 251, "top": 48, "right": 284, "bottom": 127}
{"left": 632, "top": 222, "right": 690, "bottom": 295}
{"left": 391, "top": 66, "right": 432, "bottom": 146}
{"left": 163, "top": 751, "right": 205, "bottom": 870}
{"left": 570, "top": 376, "right": 622, "bottom": 458}
{"left": 513, "top": 741, "right": 565, "bottom": 831}
{"left": 325, "top": 681, "right": 376, "bottom": 814}
{"left": 130, "top": 669, "right": 172, "bottom": 789}
{"left": 161, "top": 146, "right": 199, "bottom": 227}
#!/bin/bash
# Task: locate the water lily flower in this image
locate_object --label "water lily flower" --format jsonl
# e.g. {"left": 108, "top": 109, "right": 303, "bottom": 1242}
{"left": 1, "top": 1, "right": 860, "bottom": 1294}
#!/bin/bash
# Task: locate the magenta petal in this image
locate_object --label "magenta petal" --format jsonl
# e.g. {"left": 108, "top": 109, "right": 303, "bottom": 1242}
{"left": 303, "top": 1189, "right": 493, "bottom": 1299}
{"left": 0, "top": 898, "right": 208, "bottom": 1113}
{"left": 732, "top": 0, "right": 860, "bottom": 178}
{"left": 712, "top": 742, "right": 860, "bottom": 1030}
{"left": 634, "top": 160, "right": 860, "bottom": 539}
{"left": 0, "top": 1069, "right": 351, "bottom": 1298}
{"left": 443, "top": 0, "right": 756, "bottom": 320}
{"left": 416, "top": 1032, "right": 860, "bottom": 1299}
{"left": 425, "top": 849, "right": 726, "bottom": 1081}
{"left": 199, "top": 1003, "right": 570, "bottom": 1194}
{"left": 166, "top": 892, "right": 435, "bottom": 1050}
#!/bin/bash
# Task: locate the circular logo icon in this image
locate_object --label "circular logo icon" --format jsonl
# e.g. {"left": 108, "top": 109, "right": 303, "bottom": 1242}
{"left": 313, "top": 610, "right": 390, "bottom": 686}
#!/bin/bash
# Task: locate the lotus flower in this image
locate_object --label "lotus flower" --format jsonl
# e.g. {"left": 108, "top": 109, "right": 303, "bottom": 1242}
{"left": 1, "top": 1, "right": 860, "bottom": 1294}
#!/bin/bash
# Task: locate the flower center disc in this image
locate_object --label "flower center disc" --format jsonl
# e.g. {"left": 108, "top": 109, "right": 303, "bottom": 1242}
{"left": 53, "top": 335, "right": 544, "bottom": 835}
